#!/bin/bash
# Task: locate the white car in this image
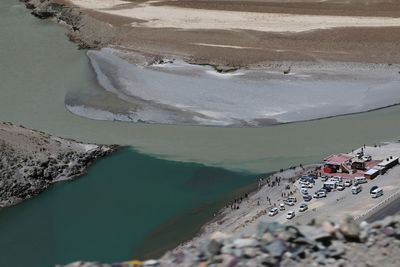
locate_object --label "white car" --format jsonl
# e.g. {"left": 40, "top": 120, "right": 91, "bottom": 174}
{"left": 344, "top": 180, "right": 353, "bottom": 187}
{"left": 285, "top": 201, "right": 295, "bottom": 206}
{"left": 269, "top": 207, "right": 279, "bottom": 216}
{"left": 301, "top": 188, "right": 309, "bottom": 195}
{"left": 299, "top": 203, "right": 308, "bottom": 212}
{"left": 279, "top": 203, "right": 286, "bottom": 211}
{"left": 286, "top": 211, "right": 295, "bottom": 219}
{"left": 337, "top": 184, "right": 345, "bottom": 191}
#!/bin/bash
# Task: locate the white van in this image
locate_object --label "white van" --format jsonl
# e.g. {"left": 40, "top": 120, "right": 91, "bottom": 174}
{"left": 354, "top": 177, "right": 367, "bottom": 185}
{"left": 352, "top": 185, "right": 362, "bottom": 194}
{"left": 371, "top": 188, "right": 383, "bottom": 198}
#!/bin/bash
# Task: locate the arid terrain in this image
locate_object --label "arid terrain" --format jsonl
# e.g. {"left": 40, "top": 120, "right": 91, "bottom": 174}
{"left": 26, "top": 0, "right": 400, "bottom": 67}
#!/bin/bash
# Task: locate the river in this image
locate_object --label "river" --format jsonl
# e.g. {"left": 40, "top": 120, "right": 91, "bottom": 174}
{"left": 1, "top": 1, "right": 400, "bottom": 267}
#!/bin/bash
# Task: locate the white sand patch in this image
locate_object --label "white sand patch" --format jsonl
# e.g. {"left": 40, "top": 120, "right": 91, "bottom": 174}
{"left": 69, "top": 1, "right": 400, "bottom": 32}
{"left": 192, "top": 43, "right": 263, "bottom": 50}
{"left": 69, "top": 0, "right": 131, "bottom": 9}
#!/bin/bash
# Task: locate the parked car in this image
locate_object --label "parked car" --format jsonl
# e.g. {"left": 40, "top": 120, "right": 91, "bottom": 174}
{"left": 303, "top": 194, "right": 312, "bottom": 202}
{"left": 288, "top": 196, "right": 297, "bottom": 202}
{"left": 287, "top": 211, "right": 295, "bottom": 219}
{"left": 285, "top": 201, "right": 295, "bottom": 206}
{"left": 279, "top": 203, "right": 286, "bottom": 211}
{"left": 337, "top": 183, "right": 345, "bottom": 191}
{"left": 333, "top": 176, "right": 343, "bottom": 183}
{"left": 354, "top": 176, "right": 367, "bottom": 185}
{"left": 299, "top": 203, "right": 308, "bottom": 212}
{"left": 324, "top": 181, "right": 337, "bottom": 190}
{"left": 317, "top": 191, "right": 327, "bottom": 198}
{"left": 321, "top": 176, "right": 328, "bottom": 182}
{"left": 352, "top": 185, "right": 362, "bottom": 194}
{"left": 269, "top": 207, "right": 279, "bottom": 216}
{"left": 318, "top": 188, "right": 327, "bottom": 194}
{"left": 370, "top": 187, "right": 383, "bottom": 198}
{"left": 301, "top": 188, "right": 309, "bottom": 195}
{"left": 344, "top": 180, "right": 353, "bottom": 187}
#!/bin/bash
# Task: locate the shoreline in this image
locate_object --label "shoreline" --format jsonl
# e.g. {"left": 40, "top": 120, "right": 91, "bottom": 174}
{"left": 173, "top": 164, "right": 319, "bottom": 253}
{"left": 0, "top": 121, "right": 119, "bottom": 208}
{"left": 174, "top": 141, "right": 400, "bottom": 255}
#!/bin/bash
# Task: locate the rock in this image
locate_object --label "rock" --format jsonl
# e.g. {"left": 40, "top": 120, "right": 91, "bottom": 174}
{"left": 278, "top": 226, "right": 300, "bottom": 242}
{"left": 264, "top": 239, "right": 287, "bottom": 258}
{"left": 339, "top": 215, "right": 360, "bottom": 241}
{"left": 322, "top": 221, "right": 336, "bottom": 235}
{"left": 314, "top": 252, "right": 327, "bottom": 264}
{"left": 324, "top": 241, "right": 345, "bottom": 258}
{"left": 257, "top": 221, "right": 284, "bottom": 236}
{"left": 260, "top": 254, "right": 279, "bottom": 266}
{"left": 233, "top": 238, "right": 259, "bottom": 248}
{"left": 197, "top": 251, "right": 208, "bottom": 262}
{"left": 207, "top": 239, "right": 222, "bottom": 256}
{"left": 261, "top": 232, "right": 275, "bottom": 244}
{"left": 382, "top": 226, "right": 395, "bottom": 237}
{"left": 243, "top": 247, "right": 259, "bottom": 258}
{"left": 298, "top": 225, "right": 332, "bottom": 241}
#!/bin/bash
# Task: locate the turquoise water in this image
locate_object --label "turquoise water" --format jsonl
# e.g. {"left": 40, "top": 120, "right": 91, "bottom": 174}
{"left": 0, "top": 147, "right": 257, "bottom": 267}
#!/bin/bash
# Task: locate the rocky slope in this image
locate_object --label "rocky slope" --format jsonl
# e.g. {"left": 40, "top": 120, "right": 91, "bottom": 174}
{"left": 59, "top": 213, "right": 400, "bottom": 267}
{"left": 22, "top": 0, "right": 126, "bottom": 49}
{"left": 0, "top": 122, "right": 117, "bottom": 207}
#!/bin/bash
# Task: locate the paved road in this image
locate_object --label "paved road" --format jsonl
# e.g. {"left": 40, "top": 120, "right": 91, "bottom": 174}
{"left": 365, "top": 196, "right": 400, "bottom": 222}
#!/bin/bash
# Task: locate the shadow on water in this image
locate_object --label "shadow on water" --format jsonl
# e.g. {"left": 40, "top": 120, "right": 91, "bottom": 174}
{"left": 133, "top": 182, "right": 259, "bottom": 260}
{"left": 0, "top": 147, "right": 259, "bottom": 267}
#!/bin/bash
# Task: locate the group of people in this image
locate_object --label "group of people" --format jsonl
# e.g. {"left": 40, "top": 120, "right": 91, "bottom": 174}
{"left": 227, "top": 164, "right": 314, "bottom": 213}
{"left": 227, "top": 193, "right": 249, "bottom": 210}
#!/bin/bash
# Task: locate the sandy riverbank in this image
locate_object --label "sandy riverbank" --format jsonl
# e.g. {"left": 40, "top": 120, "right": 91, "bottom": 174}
{"left": 0, "top": 122, "right": 118, "bottom": 207}
{"left": 24, "top": 0, "right": 400, "bottom": 66}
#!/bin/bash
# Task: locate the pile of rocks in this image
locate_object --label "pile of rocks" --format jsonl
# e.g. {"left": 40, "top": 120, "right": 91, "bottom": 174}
{"left": 62, "top": 213, "right": 400, "bottom": 267}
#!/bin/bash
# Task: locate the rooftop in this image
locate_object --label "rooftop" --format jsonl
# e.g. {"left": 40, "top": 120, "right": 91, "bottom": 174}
{"left": 324, "top": 154, "right": 354, "bottom": 165}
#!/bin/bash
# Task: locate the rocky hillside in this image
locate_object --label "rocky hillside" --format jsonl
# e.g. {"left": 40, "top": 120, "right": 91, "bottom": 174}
{"left": 60, "top": 213, "right": 400, "bottom": 267}
{"left": 0, "top": 122, "right": 117, "bottom": 207}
